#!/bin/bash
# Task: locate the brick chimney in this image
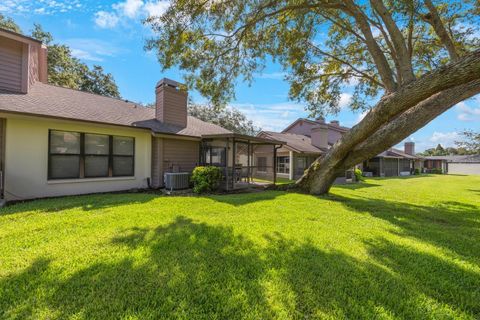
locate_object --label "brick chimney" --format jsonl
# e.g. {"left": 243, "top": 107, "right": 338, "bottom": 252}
{"left": 155, "top": 78, "right": 188, "bottom": 128}
{"left": 330, "top": 120, "right": 340, "bottom": 126}
{"left": 404, "top": 142, "right": 415, "bottom": 155}
{"left": 311, "top": 123, "right": 329, "bottom": 149}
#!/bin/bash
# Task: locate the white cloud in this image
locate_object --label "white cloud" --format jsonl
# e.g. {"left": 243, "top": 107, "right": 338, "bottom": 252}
{"left": 254, "top": 72, "right": 286, "bottom": 80}
{"left": 1, "top": 0, "right": 83, "bottom": 15}
{"left": 94, "top": 0, "right": 170, "bottom": 29}
{"left": 428, "top": 131, "right": 460, "bottom": 146}
{"left": 94, "top": 11, "right": 120, "bottom": 29}
{"left": 70, "top": 49, "right": 104, "bottom": 62}
{"left": 64, "top": 38, "right": 123, "bottom": 61}
{"left": 338, "top": 93, "right": 352, "bottom": 109}
{"left": 144, "top": 1, "right": 170, "bottom": 17}
{"left": 230, "top": 102, "right": 306, "bottom": 131}
{"left": 455, "top": 101, "right": 480, "bottom": 122}
{"left": 113, "top": 0, "right": 143, "bottom": 18}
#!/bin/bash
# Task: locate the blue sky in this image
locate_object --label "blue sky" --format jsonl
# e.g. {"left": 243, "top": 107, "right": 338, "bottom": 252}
{"left": 1, "top": 0, "right": 479, "bottom": 152}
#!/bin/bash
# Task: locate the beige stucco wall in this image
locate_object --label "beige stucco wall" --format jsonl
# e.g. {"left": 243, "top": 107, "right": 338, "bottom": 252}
{"left": 1, "top": 114, "right": 152, "bottom": 201}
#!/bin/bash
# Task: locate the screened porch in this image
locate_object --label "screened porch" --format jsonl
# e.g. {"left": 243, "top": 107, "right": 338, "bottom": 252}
{"left": 200, "top": 133, "right": 284, "bottom": 190}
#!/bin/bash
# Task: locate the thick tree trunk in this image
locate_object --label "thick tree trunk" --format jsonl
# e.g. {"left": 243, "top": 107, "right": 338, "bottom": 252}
{"left": 297, "top": 51, "right": 480, "bottom": 194}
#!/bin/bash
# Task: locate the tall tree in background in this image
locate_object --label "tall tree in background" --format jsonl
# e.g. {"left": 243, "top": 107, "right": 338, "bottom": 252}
{"left": 0, "top": 13, "right": 21, "bottom": 33}
{"left": 0, "top": 17, "right": 120, "bottom": 98}
{"left": 30, "top": 24, "right": 121, "bottom": 98}
{"left": 188, "top": 104, "right": 259, "bottom": 136}
{"left": 145, "top": 0, "right": 480, "bottom": 194}
{"left": 457, "top": 130, "right": 480, "bottom": 153}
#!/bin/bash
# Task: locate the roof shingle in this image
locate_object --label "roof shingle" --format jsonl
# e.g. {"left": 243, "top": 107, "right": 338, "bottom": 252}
{"left": 0, "top": 83, "right": 231, "bottom": 137}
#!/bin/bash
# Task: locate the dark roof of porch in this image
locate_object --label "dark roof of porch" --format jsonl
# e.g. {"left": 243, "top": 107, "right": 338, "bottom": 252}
{"left": 201, "top": 133, "right": 284, "bottom": 145}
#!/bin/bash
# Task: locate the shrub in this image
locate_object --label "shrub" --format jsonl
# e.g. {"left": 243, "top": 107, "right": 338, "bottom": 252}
{"left": 354, "top": 168, "right": 365, "bottom": 181}
{"left": 191, "top": 166, "right": 223, "bottom": 193}
{"left": 414, "top": 168, "right": 420, "bottom": 175}
{"left": 430, "top": 168, "right": 443, "bottom": 174}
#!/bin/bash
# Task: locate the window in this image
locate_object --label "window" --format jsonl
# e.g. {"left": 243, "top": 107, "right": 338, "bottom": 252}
{"left": 277, "top": 156, "right": 290, "bottom": 174}
{"left": 49, "top": 131, "right": 81, "bottom": 179}
{"left": 257, "top": 157, "right": 267, "bottom": 172}
{"left": 48, "top": 130, "right": 135, "bottom": 180}
{"left": 85, "top": 134, "right": 109, "bottom": 177}
{"left": 204, "top": 147, "right": 226, "bottom": 166}
{"left": 112, "top": 136, "right": 134, "bottom": 176}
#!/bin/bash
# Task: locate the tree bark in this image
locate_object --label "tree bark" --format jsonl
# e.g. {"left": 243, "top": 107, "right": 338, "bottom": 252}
{"left": 343, "top": 79, "right": 480, "bottom": 168}
{"left": 297, "top": 50, "right": 480, "bottom": 194}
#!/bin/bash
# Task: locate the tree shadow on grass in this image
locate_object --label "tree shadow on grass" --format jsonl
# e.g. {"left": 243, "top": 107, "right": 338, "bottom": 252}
{"left": 205, "top": 190, "right": 285, "bottom": 206}
{"left": 333, "top": 181, "right": 381, "bottom": 190}
{"left": 0, "top": 193, "right": 159, "bottom": 216}
{"left": 2, "top": 218, "right": 479, "bottom": 319}
{"left": 0, "top": 217, "right": 271, "bottom": 319}
{"left": 328, "top": 194, "right": 480, "bottom": 265}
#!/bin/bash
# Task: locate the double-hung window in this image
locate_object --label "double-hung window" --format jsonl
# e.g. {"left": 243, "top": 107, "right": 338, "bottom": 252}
{"left": 48, "top": 130, "right": 135, "bottom": 180}
{"left": 49, "top": 131, "right": 81, "bottom": 179}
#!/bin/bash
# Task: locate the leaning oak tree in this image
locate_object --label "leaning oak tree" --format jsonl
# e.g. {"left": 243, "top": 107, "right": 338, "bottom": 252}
{"left": 145, "top": 0, "right": 480, "bottom": 194}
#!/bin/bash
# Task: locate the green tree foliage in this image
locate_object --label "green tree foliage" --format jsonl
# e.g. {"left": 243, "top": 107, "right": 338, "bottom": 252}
{"left": 456, "top": 130, "right": 480, "bottom": 153}
{"left": 1, "top": 18, "right": 120, "bottom": 98}
{"left": 188, "top": 104, "right": 259, "bottom": 135}
{"left": 0, "top": 13, "right": 21, "bottom": 33}
{"left": 144, "top": 0, "right": 479, "bottom": 115}
{"left": 419, "top": 144, "right": 475, "bottom": 156}
{"left": 29, "top": 24, "right": 120, "bottom": 98}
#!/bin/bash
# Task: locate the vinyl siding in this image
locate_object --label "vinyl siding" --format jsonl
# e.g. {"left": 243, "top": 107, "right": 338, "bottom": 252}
{"left": 163, "top": 138, "right": 199, "bottom": 173}
{"left": 0, "top": 37, "right": 23, "bottom": 92}
{"left": 151, "top": 136, "right": 164, "bottom": 188}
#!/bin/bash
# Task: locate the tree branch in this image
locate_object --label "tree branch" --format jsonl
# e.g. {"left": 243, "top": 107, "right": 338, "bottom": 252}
{"left": 370, "top": 0, "right": 415, "bottom": 84}
{"left": 422, "top": 0, "right": 459, "bottom": 61}
{"left": 307, "top": 42, "right": 384, "bottom": 87}
{"left": 343, "top": 0, "right": 398, "bottom": 92}
{"left": 342, "top": 78, "right": 480, "bottom": 168}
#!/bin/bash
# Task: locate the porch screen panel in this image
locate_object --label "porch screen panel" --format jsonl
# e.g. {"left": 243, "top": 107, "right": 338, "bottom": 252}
{"left": 383, "top": 159, "right": 398, "bottom": 177}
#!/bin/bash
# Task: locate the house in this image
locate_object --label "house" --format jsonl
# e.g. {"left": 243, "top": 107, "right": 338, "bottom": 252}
{"left": 361, "top": 142, "right": 420, "bottom": 177}
{"left": 254, "top": 117, "right": 351, "bottom": 181}
{"left": 423, "top": 154, "right": 480, "bottom": 175}
{"left": 0, "top": 28, "right": 282, "bottom": 202}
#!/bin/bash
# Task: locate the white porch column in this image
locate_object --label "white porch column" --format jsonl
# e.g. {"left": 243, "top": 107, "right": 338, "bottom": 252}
{"left": 289, "top": 151, "right": 294, "bottom": 180}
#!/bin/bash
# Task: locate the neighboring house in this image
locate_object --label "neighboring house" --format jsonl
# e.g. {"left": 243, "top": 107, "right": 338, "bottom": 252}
{"left": 254, "top": 117, "right": 350, "bottom": 181}
{"left": 0, "top": 29, "right": 281, "bottom": 202}
{"left": 361, "top": 142, "right": 420, "bottom": 177}
{"left": 423, "top": 154, "right": 480, "bottom": 175}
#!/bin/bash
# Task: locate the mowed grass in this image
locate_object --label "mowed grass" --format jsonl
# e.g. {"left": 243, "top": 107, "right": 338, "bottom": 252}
{"left": 0, "top": 175, "right": 479, "bottom": 319}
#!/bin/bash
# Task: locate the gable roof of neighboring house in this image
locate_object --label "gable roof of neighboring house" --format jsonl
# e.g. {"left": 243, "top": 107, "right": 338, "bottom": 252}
{"left": 376, "top": 147, "right": 418, "bottom": 159}
{"left": 259, "top": 131, "right": 323, "bottom": 154}
{"left": 0, "top": 82, "right": 231, "bottom": 138}
{"left": 424, "top": 154, "right": 480, "bottom": 163}
{"left": 281, "top": 118, "right": 350, "bottom": 135}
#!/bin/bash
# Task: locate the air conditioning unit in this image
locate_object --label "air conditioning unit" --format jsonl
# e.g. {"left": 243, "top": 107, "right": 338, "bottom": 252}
{"left": 164, "top": 172, "right": 190, "bottom": 191}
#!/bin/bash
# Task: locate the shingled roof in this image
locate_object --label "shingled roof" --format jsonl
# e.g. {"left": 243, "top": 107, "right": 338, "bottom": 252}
{"left": 260, "top": 131, "right": 324, "bottom": 153}
{"left": 0, "top": 82, "right": 231, "bottom": 138}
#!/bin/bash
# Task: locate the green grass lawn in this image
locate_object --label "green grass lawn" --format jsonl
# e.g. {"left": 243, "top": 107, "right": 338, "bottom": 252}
{"left": 1, "top": 175, "right": 479, "bottom": 319}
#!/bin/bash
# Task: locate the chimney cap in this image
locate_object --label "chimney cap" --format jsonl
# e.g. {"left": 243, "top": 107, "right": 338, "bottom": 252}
{"left": 156, "top": 78, "right": 183, "bottom": 89}
{"left": 315, "top": 116, "right": 325, "bottom": 123}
